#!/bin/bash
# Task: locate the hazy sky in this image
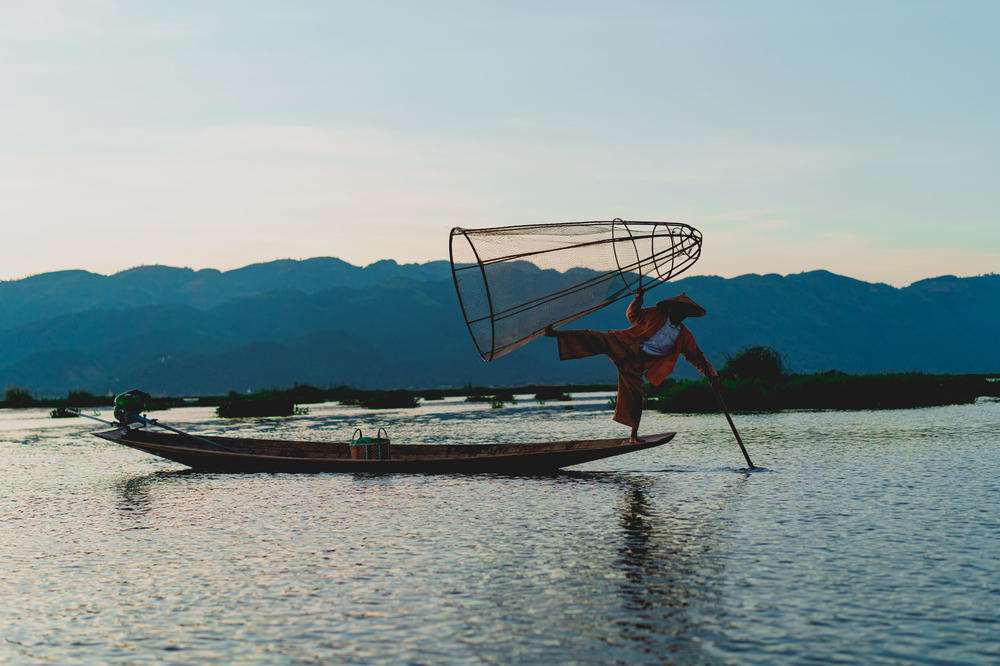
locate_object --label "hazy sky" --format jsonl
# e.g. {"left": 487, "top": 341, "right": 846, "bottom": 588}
{"left": 1, "top": 1, "right": 997, "bottom": 286}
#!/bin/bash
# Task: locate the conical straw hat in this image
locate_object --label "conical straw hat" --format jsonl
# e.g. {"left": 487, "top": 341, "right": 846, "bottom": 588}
{"left": 655, "top": 292, "right": 707, "bottom": 317}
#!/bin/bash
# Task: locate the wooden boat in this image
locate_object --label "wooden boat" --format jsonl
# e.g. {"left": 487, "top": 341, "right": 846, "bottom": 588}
{"left": 93, "top": 428, "right": 676, "bottom": 473}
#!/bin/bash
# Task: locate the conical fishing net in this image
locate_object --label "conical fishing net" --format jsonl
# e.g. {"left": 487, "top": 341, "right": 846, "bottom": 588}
{"left": 450, "top": 220, "right": 703, "bottom": 361}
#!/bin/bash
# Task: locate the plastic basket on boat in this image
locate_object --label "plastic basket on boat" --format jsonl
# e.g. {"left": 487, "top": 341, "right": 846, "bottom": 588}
{"left": 350, "top": 428, "right": 391, "bottom": 460}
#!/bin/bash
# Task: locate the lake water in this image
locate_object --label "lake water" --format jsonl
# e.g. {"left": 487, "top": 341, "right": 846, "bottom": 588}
{"left": 2, "top": 395, "right": 998, "bottom": 664}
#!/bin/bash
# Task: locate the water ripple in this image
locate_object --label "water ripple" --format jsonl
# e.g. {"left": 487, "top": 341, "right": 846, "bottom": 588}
{"left": 1, "top": 399, "right": 998, "bottom": 663}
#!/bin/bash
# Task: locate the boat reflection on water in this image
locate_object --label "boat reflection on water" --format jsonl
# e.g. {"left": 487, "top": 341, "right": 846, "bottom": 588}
{"left": 108, "top": 466, "right": 751, "bottom": 661}
{"left": 112, "top": 469, "right": 198, "bottom": 526}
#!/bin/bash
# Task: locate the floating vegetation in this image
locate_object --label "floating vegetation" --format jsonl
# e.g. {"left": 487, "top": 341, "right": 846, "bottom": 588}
{"left": 11, "top": 363, "right": 997, "bottom": 417}
{"left": 720, "top": 346, "right": 787, "bottom": 383}
{"left": 645, "top": 347, "right": 1000, "bottom": 413}
{"left": 3, "top": 382, "right": 619, "bottom": 410}
{"left": 49, "top": 406, "right": 78, "bottom": 418}
{"left": 534, "top": 387, "right": 572, "bottom": 402}
{"left": 348, "top": 390, "right": 420, "bottom": 409}
{"left": 467, "top": 390, "right": 515, "bottom": 405}
{"left": 216, "top": 392, "right": 296, "bottom": 418}
{"left": 280, "top": 383, "right": 330, "bottom": 404}
{"left": 64, "top": 391, "right": 111, "bottom": 407}
{"left": 648, "top": 372, "right": 1000, "bottom": 413}
{"left": 3, "top": 386, "right": 34, "bottom": 408}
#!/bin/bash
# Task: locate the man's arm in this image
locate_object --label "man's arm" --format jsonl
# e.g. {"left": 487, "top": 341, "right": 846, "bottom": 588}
{"left": 678, "top": 328, "right": 717, "bottom": 379}
{"left": 626, "top": 288, "right": 645, "bottom": 324}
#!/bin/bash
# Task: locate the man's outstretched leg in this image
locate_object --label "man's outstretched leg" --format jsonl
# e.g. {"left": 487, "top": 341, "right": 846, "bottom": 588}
{"left": 550, "top": 328, "right": 619, "bottom": 361}
{"left": 547, "top": 327, "right": 646, "bottom": 441}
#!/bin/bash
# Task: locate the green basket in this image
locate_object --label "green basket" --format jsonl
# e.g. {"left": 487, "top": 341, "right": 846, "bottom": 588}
{"left": 349, "top": 428, "right": 391, "bottom": 460}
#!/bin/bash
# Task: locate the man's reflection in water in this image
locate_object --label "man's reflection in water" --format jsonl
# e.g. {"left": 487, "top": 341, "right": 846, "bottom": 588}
{"left": 612, "top": 473, "right": 750, "bottom": 660}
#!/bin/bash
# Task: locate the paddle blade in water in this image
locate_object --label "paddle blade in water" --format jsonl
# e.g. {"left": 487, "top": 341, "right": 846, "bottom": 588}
{"left": 449, "top": 219, "right": 702, "bottom": 361}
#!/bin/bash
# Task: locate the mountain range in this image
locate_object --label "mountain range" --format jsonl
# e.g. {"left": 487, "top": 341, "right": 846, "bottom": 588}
{"left": 1, "top": 258, "right": 997, "bottom": 396}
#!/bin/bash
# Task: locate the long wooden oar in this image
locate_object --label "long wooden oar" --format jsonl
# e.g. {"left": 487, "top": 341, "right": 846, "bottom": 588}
{"left": 129, "top": 413, "right": 235, "bottom": 452}
{"left": 66, "top": 409, "right": 117, "bottom": 427}
{"left": 709, "top": 382, "right": 756, "bottom": 469}
{"left": 67, "top": 409, "right": 235, "bottom": 452}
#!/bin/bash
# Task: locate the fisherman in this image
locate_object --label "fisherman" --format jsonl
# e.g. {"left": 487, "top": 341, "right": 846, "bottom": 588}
{"left": 545, "top": 289, "right": 717, "bottom": 443}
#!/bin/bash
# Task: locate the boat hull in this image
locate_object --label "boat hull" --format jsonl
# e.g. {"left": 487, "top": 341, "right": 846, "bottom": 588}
{"left": 93, "top": 429, "right": 676, "bottom": 473}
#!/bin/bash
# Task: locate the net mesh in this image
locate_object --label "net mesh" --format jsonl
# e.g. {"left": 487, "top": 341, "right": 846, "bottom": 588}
{"left": 450, "top": 220, "right": 703, "bottom": 361}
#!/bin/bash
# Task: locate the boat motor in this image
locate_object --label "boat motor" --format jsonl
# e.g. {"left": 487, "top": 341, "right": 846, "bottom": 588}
{"left": 113, "top": 389, "right": 152, "bottom": 427}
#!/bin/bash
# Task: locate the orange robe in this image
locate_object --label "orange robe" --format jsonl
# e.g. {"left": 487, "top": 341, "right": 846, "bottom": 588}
{"left": 555, "top": 295, "right": 716, "bottom": 428}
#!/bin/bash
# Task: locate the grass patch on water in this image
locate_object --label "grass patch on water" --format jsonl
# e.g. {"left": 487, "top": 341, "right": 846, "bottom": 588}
{"left": 646, "top": 346, "right": 1000, "bottom": 413}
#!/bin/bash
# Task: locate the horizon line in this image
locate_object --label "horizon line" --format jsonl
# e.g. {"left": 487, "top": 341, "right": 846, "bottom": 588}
{"left": 1, "top": 256, "right": 995, "bottom": 289}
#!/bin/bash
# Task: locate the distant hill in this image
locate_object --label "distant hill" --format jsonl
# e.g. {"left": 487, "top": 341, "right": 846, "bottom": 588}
{"left": 0, "top": 258, "right": 453, "bottom": 331}
{"left": 0, "top": 259, "right": 997, "bottom": 396}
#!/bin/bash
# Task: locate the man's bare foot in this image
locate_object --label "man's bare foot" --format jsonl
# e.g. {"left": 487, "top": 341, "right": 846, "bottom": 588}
{"left": 629, "top": 431, "right": 641, "bottom": 444}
